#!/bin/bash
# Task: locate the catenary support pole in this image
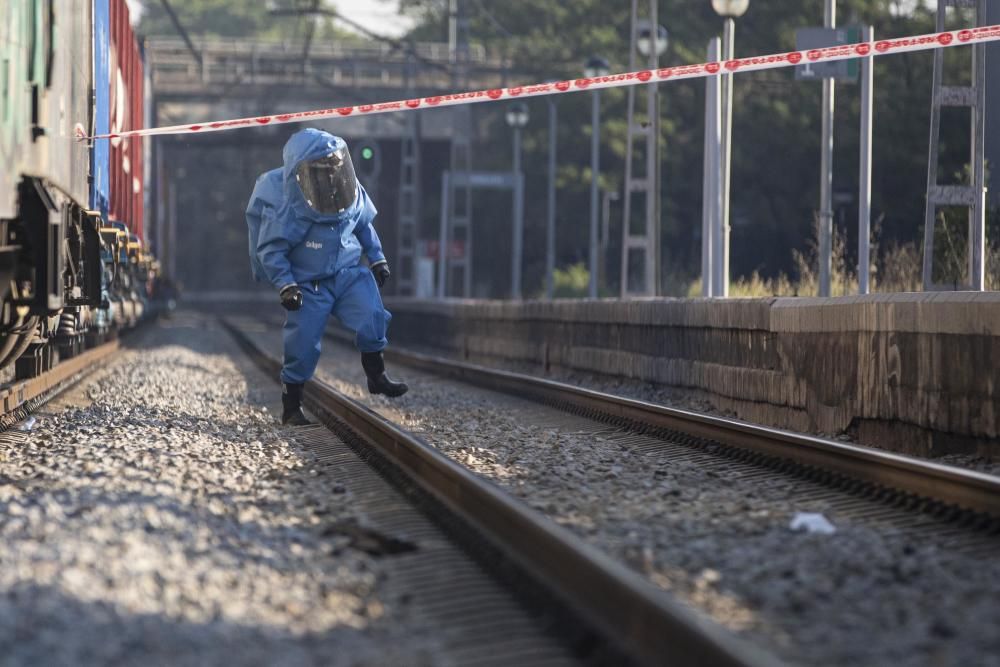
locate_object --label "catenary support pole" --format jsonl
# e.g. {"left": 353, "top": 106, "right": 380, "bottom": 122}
{"left": 437, "top": 172, "right": 450, "bottom": 298}
{"left": 648, "top": 0, "right": 662, "bottom": 296}
{"left": 702, "top": 38, "right": 721, "bottom": 298}
{"left": 720, "top": 17, "right": 734, "bottom": 297}
{"left": 546, "top": 99, "right": 558, "bottom": 299}
{"left": 711, "top": 39, "right": 724, "bottom": 297}
{"left": 589, "top": 90, "right": 601, "bottom": 299}
{"left": 970, "top": 0, "right": 987, "bottom": 291}
{"left": 858, "top": 25, "right": 874, "bottom": 295}
{"left": 512, "top": 125, "right": 524, "bottom": 299}
{"left": 601, "top": 189, "right": 617, "bottom": 287}
{"left": 819, "top": 0, "right": 836, "bottom": 297}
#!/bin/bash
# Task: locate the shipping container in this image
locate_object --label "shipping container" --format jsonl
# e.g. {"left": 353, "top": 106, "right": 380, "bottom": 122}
{"left": 108, "top": 0, "right": 144, "bottom": 241}
{"left": 91, "top": 0, "right": 111, "bottom": 216}
{"left": 1, "top": 0, "right": 91, "bottom": 219}
{"left": 0, "top": 1, "right": 32, "bottom": 220}
{"left": 53, "top": 0, "right": 94, "bottom": 209}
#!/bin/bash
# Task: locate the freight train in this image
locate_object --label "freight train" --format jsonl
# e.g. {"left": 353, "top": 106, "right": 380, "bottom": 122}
{"left": 0, "top": 0, "right": 157, "bottom": 379}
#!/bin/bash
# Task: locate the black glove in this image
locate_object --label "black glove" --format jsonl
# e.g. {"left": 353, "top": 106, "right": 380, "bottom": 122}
{"left": 372, "top": 262, "right": 391, "bottom": 288}
{"left": 279, "top": 284, "right": 303, "bottom": 311}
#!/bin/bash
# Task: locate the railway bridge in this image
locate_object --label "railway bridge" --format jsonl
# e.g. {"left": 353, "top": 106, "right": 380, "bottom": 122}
{"left": 146, "top": 37, "right": 512, "bottom": 295}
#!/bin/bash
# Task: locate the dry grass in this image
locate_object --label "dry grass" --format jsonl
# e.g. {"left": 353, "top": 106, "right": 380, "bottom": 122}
{"left": 561, "top": 209, "right": 998, "bottom": 299}
{"left": 691, "top": 212, "right": 997, "bottom": 297}
{"left": 691, "top": 217, "right": 860, "bottom": 297}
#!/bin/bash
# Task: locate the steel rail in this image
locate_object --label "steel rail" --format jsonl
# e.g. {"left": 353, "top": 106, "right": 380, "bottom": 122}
{"left": 224, "top": 319, "right": 782, "bottom": 667}
{"left": 372, "top": 344, "right": 1000, "bottom": 520}
{"left": 0, "top": 338, "right": 121, "bottom": 420}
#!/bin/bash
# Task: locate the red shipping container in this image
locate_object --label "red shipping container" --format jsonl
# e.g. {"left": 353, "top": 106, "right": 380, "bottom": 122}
{"left": 108, "top": 0, "right": 144, "bottom": 242}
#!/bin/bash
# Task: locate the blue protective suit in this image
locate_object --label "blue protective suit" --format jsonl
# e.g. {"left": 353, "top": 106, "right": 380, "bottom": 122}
{"left": 245, "top": 167, "right": 283, "bottom": 282}
{"left": 255, "top": 129, "right": 391, "bottom": 384}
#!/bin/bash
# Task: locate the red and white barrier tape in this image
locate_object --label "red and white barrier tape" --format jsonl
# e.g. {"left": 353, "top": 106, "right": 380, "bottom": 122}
{"left": 81, "top": 24, "right": 1000, "bottom": 141}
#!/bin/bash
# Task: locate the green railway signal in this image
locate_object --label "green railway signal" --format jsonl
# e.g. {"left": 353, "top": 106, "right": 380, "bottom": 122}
{"left": 354, "top": 139, "right": 381, "bottom": 183}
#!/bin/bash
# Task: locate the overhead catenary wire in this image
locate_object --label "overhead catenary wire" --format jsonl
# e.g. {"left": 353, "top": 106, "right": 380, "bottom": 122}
{"left": 157, "top": 0, "right": 203, "bottom": 70}
{"left": 267, "top": 1, "right": 417, "bottom": 130}
{"left": 268, "top": 2, "right": 454, "bottom": 76}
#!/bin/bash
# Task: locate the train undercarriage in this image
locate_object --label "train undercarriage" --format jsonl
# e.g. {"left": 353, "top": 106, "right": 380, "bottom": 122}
{"left": 0, "top": 176, "right": 153, "bottom": 380}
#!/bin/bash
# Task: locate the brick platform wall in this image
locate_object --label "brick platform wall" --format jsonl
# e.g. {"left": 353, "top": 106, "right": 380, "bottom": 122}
{"left": 384, "top": 294, "right": 1000, "bottom": 459}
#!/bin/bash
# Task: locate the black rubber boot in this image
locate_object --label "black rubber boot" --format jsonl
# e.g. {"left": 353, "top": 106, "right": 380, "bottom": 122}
{"left": 281, "top": 382, "right": 312, "bottom": 426}
{"left": 361, "top": 352, "right": 409, "bottom": 398}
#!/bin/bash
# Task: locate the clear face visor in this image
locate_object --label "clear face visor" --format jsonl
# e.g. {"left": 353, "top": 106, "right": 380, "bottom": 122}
{"left": 294, "top": 146, "right": 358, "bottom": 214}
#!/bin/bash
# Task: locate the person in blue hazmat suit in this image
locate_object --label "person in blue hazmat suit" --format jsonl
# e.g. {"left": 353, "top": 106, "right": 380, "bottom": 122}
{"left": 255, "top": 128, "right": 408, "bottom": 426}
{"left": 245, "top": 167, "right": 282, "bottom": 282}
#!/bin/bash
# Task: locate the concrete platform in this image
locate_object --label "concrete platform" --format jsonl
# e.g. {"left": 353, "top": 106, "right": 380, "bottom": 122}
{"left": 383, "top": 294, "right": 1000, "bottom": 459}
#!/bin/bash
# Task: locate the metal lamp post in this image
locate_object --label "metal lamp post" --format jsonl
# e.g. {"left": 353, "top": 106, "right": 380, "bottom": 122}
{"left": 601, "top": 189, "right": 620, "bottom": 287}
{"left": 585, "top": 55, "right": 610, "bottom": 299}
{"left": 545, "top": 92, "right": 558, "bottom": 299}
{"left": 711, "top": 0, "right": 749, "bottom": 297}
{"left": 506, "top": 101, "right": 529, "bottom": 299}
{"left": 634, "top": 21, "right": 668, "bottom": 296}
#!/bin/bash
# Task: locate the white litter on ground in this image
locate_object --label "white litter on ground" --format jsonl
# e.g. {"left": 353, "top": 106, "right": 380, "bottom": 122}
{"left": 789, "top": 512, "right": 837, "bottom": 535}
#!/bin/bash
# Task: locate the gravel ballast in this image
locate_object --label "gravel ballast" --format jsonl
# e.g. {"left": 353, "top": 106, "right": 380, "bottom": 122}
{"left": 239, "top": 320, "right": 1000, "bottom": 667}
{"left": 376, "top": 336, "right": 1000, "bottom": 476}
{"left": 0, "top": 314, "right": 447, "bottom": 666}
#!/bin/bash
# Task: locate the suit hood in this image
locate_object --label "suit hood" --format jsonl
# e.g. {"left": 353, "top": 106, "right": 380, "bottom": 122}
{"left": 280, "top": 128, "right": 375, "bottom": 226}
{"left": 246, "top": 167, "right": 283, "bottom": 216}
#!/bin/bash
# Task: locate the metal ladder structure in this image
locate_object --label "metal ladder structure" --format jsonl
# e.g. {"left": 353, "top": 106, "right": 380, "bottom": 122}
{"left": 619, "top": 0, "right": 662, "bottom": 297}
{"left": 396, "top": 55, "right": 422, "bottom": 297}
{"left": 443, "top": 0, "right": 474, "bottom": 298}
{"left": 922, "top": 0, "right": 988, "bottom": 291}
{"left": 446, "top": 112, "right": 474, "bottom": 297}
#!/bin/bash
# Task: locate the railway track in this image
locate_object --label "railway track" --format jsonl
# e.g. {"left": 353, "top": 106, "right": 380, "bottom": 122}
{"left": 232, "top": 314, "right": 1000, "bottom": 664}
{"left": 371, "top": 338, "right": 1000, "bottom": 527}
{"left": 0, "top": 336, "right": 121, "bottom": 429}
{"left": 223, "top": 318, "right": 781, "bottom": 667}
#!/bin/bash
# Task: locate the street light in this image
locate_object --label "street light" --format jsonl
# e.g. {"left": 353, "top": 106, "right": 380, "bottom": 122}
{"left": 711, "top": 0, "right": 749, "bottom": 17}
{"left": 506, "top": 101, "right": 529, "bottom": 299}
{"left": 584, "top": 55, "right": 609, "bottom": 299}
{"left": 636, "top": 21, "right": 669, "bottom": 57}
{"left": 505, "top": 102, "right": 529, "bottom": 129}
{"left": 711, "top": 0, "right": 750, "bottom": 298}
{"left": 583, "top": 55, "right": 610, "bottom": 80}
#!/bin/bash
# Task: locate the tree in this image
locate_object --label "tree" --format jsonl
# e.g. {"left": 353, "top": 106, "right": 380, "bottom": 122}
{"left": 393, "top": 0, "right": 952, "bottom": 295}
{"left": 136, "top": 0, "right": 362, "bottom": 42}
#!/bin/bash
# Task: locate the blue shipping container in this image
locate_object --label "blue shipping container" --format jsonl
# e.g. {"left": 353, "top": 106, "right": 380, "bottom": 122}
{"left": 91, "top": 0, "right": 110, "bottom": 216}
